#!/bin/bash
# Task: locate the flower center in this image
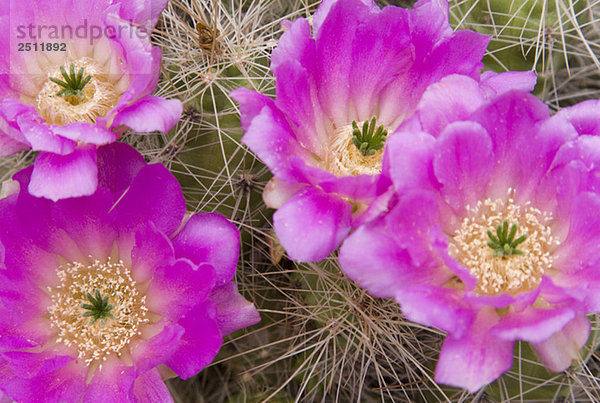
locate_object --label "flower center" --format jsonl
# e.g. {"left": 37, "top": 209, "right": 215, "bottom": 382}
{"left": 448, "top": 190, "right": 560, "bottom": 296}
{"left": 81, "top": 289, "right": 116, "bottom": 325}
{"left": 47, "top": 258, "right": 149, "bottom": 365}
{"left": 49, "top": 63, "right": 93, "bottom": 101}
{"left": 36, "top": 58, "right": 120, "bottom": 126}
{"left": 327, "top": 117, "right": 388, "bottom": 176}
{"left": 486, "top": 220, "right": 528, "bottom": 258}
{"left": 351, "top": 117, "right": 388, "bottom": 156}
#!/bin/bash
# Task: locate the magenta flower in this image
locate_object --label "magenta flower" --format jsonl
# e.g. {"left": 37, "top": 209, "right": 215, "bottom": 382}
{"left": 339, "top": 88, "right": 600, "bottom": 392}
{"left": 0, "top": 0, "right": 182, "bottom": 201}
{"left": 231, "top": 0, "right": 536, "bottom": 262}
{"left": 0, "top": 143, "right": 260, "bottom": 401}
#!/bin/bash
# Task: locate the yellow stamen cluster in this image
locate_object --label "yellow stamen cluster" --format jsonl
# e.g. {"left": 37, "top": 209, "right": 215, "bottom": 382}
{"left": 448, "top": 190, "right": 559, "bottom": 295}
{"left": 36, "top": 58, "right": 120, "bottom": 126}
{"left": 327, "top": 122, "right": 385, "bottom": 176}
{"left": 47, "top": 258, "right": 148, "bottom": 366}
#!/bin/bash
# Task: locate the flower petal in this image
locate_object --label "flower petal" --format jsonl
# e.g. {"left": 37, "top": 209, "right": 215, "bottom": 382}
{"left": 271, "top": 17, "right": 315, "bottom": 72}
{"left": 273, "top": 187, "right": 352, "bottom": 262}
{"left": 0, "top": 192, "right": 64, "bottom": 286}
{"left": 340, "top": 217, "right": 414, "bottom": 298}
{"left": 130, "top": 324, "right": 184, "bottom": 375}
{"left": 51, "top": 188, "right": 117, "bottom": 261}
{"left": 2, "top": 351, "right": 71, "bottom": 379}
{"left": 419, "top": 29, "right": 488, "bottom": 82}
{"left": 96, "top": 142, "right": 147, "bottom": 198}
{"left": 272, "top": 19, "right": 328, "bottom": 154}
{"left": 530, "top": 314, "right": 590, "bottom": 372}
{"left": 312, "top": 0, "right": 377, "bottom": 37}
{"left": 50, "top": 123, "right": 117, "bottom": 145}
{"left": 110, "top": 163, "right": 186, "bottom": 237}
{"left": 29, "top": 146, "right": 98, "bottom": 201}
{"left": 383, "top": 190, "right": 443, "bottom": 266}
{"left": 262, "top": 178, "right": 305, "bottom": 209}
{"left": 233, "top": 89, "right": 312, "bottom": 183}
{"left": 118, "top": 0, "right": 169, "bottom": 28}
{"left": 471, "top": 91, "right": 550, "bottom": 197}
{"left": 12, "top": 169, "right": 88, "bottom": 264}
{"left": 273, "top": 60, "right": 328, "bottom": 155}
{"left": 554, "top": 192, "right": 600, "bottom": 276}
{"left": 515, "top": 111, "right": 578, "bottom": 204}
{"left": 131, "top": 222, "right": 175, "bottom": 284}
{"left": 385, "top": 130, "right": 438, "bottom": 193}
{"left": 491, "top": 306, "right": 576, "bottom": 343}
{"left": 435, "top": 308, "right": 514, "bottom": 393}
{"left": 132, "top": 368, "right": 173, "bottom": 403}
{"left": 166, "top": 301, "right": 222, "bottom": 380}
{"left": 111, "top": 95, "right": 182, "bottom": 133}
{"left": 84, "top": 356, "right": 135, "bottom": 402}
{"left": 409, "top": 0, "right": 452, "bottom": 47}
{"left": 0, "top": 360, "right": 86, "bottom": 403}
{"left": 145, "top": 259, "right": 216, "bottom": 320}
{"left": 208, "top": 282, "right": 260, "bottom": 336}
{"left": 314, "top": 0, "right": 367, "bottom": 125}
{"left": 318, "top": 172, "right": 392, "bottom": 201}
{"left": 410, "top": 74, "right": 485, "bottom": 137}
{"left": 230, "top": 88, "right": 272, "bottom": 131}
{"left": 480, "top": 70, "right": 537, "bottom": 96}
{"left": 379, "top": 31, "right": 488, "bottom": 126}
{"left": 0, "top": 133, "right": 28, "bottom": 157}
{"left": 348, "top": 5, "right": 412, "bottom": 122}
{"left": 172, "top": 212, "right": 239, "bottom": 286}
{"left": 553, "top": 99, "right": 600, "bottom": 136}
{"left": 395, "top": 286, "right": 475, "bottom": 338}
{"left": 19, "top": 120, "right": 76, "bottom": 155}
{"left": 433, "top": 121, "right": 494, "bottom": 211}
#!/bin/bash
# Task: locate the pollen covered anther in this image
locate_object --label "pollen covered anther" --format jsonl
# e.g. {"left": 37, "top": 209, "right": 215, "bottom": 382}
{"left": 449, "top": 190, "right": 560, "bottom": 296}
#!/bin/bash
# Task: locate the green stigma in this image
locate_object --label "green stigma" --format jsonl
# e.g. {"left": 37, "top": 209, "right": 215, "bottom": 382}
{"left": 351, "top": 117, "right": 388, "bottom": 156}
{"left": 49, "top": 63, "right": 92, "bottom": 98}
{"left": 487, "top": 220, "right": 528, "bottom": 258}
{"left": 81, "top": 289, "right": 115, "bottom": 325}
